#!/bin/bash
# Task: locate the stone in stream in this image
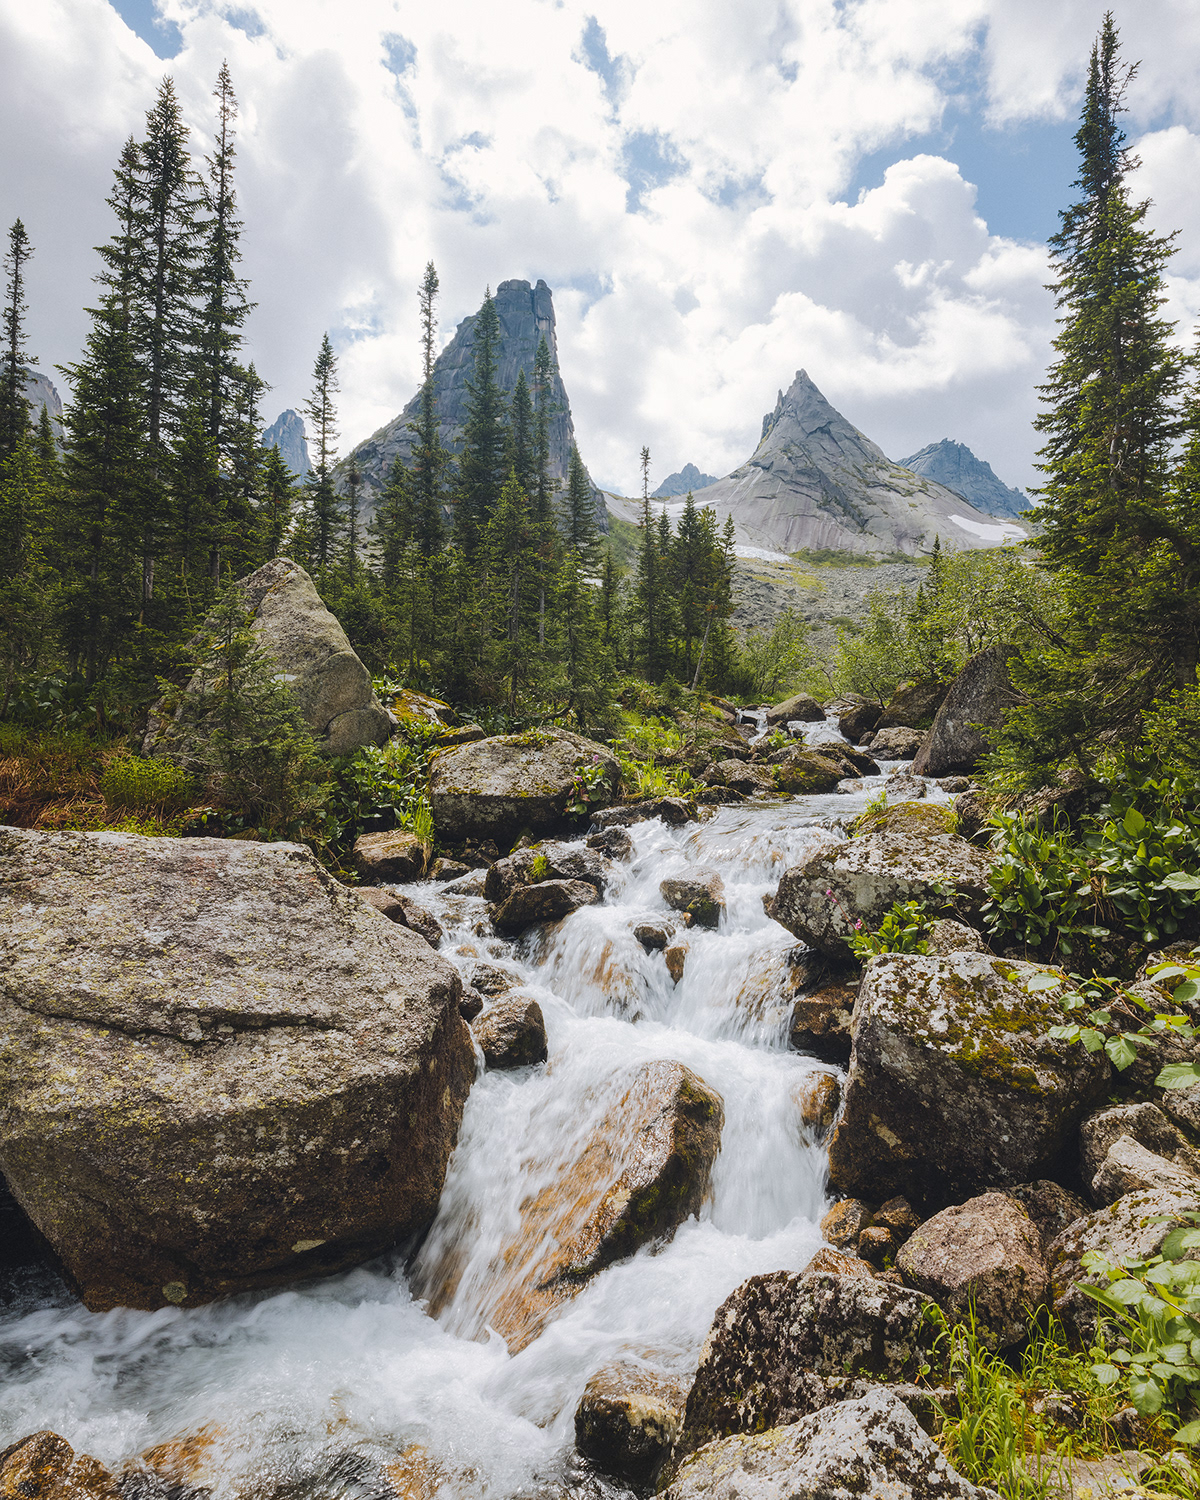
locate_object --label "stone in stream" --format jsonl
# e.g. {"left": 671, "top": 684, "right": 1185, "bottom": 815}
{"left": 704, "top": 759, "right": 775, "bottom": 795}
{"left": 591, "top": 797, "right": 694, "bottom": 829}
{"left": 660, "top": 870, "right": 726, "bottom": 928}
{"left": 789, "top": 980, "right": 857, "bottom": 1064}
{"left": 771, "top": 751, "right": 845, "bottom": 795}
{"left": 635, "top": 920, "right": 672, "bottom": 952}
{"left": 492, "top": 878, "right": 600, "bottom": 936}
{"left": 586, "top": 826, "right": 634, "bottom": 860}
{"left": 764, "top": 692, "right": 826, "bottom": 725}
{"left": 352, "top": 828, "right": 429, "bottom": 882}
{"left": 428, "top": 729, "right": 620, "bottom": 844}
{"left": 574, "top": 1363, "right": 689, "bottom": 1485}
{"left": 472, "top": 994, "right": 548, "bottom": 1070}
{"left": 838, "top": 700, "right": 882, "bottom": 744}
{"left": 877, "top": 678, "right": 951, "bottom": 731}
{"left": 896, "top": 1192, "right": 1049, "bottom": 1350}
{"left": 827, "top": 952, "right": 1111, "bottom": 1210}
{"left": 355, "top": 887, "right": 444, "bottom": 947}
{"left": 768, "top": 802, "right": 992, "bottom": 957}
{"left": 664, "top": 944, "right": 689, "bottom": 984}
{"left": 0, "top": 827, "right": 475, "bottom": 1311}
{"left": 0, "top": 1431, "right": 120, "bottom": 1500}
{"left": 666, "top": 1388, "right": 995, "bottom": 1500}
{"left": 821, "top": 1197, "right": 875, "bottom": 1249}
{"left": 459, "top": 987, "right": 485, "bottom": 1022}
{"left": 470, "top": 961, "right": 517, "bottom": 997}
{"left": 912, "top": 645, "right": 1020, "bottom": 777}
{"left": 794, "top": 1073, "right": 841, "bottom": 1136}
{"left": 483, "top": 841, "right": 613, "bottom": 903}
{"left": 865, "top": 725, "right": 924, "bottom": 759}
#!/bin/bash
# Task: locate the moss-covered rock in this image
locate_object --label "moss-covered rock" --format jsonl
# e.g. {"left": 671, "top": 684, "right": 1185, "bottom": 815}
{"left": 771, "top": 751, "right": 845, "bottom": 795}
{"left": 574, "top": 1363, "right": 688, "bottom": 1485}
{"left": 661, "top": 870, "right": 726, "bottom": 929}
{"left": 827, "top": 952, "right": 1112, "bottom": 1209}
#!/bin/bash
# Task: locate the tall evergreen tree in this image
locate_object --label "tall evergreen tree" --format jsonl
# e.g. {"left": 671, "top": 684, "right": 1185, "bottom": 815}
{"left": 370, "top": 453, "right": 413, "bottom": 589}
{"left": 531, "top": 333, "right": 558, "bottom": 644}
{"left": 634, "top": 445, "right": 666, "bottom": 676}
{"left": 256, "top": 446, "right": 296, "bottom": 564}
{"left": 302, "top": 333, "right": 343, "bottom": 573}
{"left": 508, "top": 367, "right": 536, "bottom": 496}
{"left": 455, "top": 289, "right": 507, "bottom": 556}
{"left": 410, "top": 261, "right": 446, "bottom": 555}
{"left": 1, "top": 219, "right": 34, "bottom": 461}
{"left": 562, "top": 443, "right": 599, "bottom": 569}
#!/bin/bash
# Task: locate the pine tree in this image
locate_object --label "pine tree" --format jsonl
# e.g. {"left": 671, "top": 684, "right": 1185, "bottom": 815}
{"left": 531, "top": 333, "right": 559, "bottom": 644}
{"left": 634, "top": 446, "right": 665, "bottom": 677}
{"left": 562, "top": 443, "right": 599, "bottom": 569}
{"left": 220, "top": 361, "right": 267, "bottom": 578}
{"left": 302, "top": 333, "right": 343, "bottom": 574}
{"left": 508, "top": 367, "right": 536, "bottom": 496}
{"left": 410, "top": 261, "right": 447, "bottom": 556}
{"left": 455, "top": 289, "right": 507, "bottom": 556}
{"left": 256, "top": 446, "right": 296, "bottom": 564}
{"left": 1, "top": 219, "right": 34, "bottom": 461}
{"left": 343, "top": 457, "right": 363, "bottom": 579}
{"left": 0, "top": 426, "right": 56, "bottom": 712}
{"left": 169, "top": 381, "right": 221, "bottom": 598}
{"left": 485, "top": 470, "right": 540, "bottom": 711}
{"left": 370, "top": 453, "right": 413, "bottom": 589}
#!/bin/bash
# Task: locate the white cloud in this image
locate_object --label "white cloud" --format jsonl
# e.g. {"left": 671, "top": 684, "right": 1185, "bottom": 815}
{"left": 1, "top": 0, "right": 1199, "bottom": 499}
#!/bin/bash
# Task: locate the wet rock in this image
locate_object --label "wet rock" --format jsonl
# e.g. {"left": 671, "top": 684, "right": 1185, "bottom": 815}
{"left": 839, "top": 701, "right": 882, "bottom": 744}
{"left": 0, "top": 827, "right": 474, "bottom": 1312}
{"left": 492, "top": 878, "right": 600, "bottom": 936}
{"left": 897, "top": 1192, "right": 1048, "bottom": 1349}
{"left": 706, "top": 759, "right": 775, "bottom": 795}
{"left": 587, "top": 827, "right": 634, "bottom": 861}
{"left": 0, "top": 1431, "right": 119, "bottom": 1500}
{"left": 592, "top": 797, "right": 693, "bottom": 829}
{"left": 352, "top": 829, "right": 429, "bottom": 883}
{"left": 768, "top": 806, "right": 991, "bottom": 956}
{"left": 789, "top": 981, "right": 856, "bottom": 1064}
{"left": 676, "top": 1271, "right": 936, "bottom": 1460}
{"left": 857, "top": 1224, "right": 898, "bottom": 1266}
{"left": 1002, "top": 1182, "right": 1090, "bottom": 1252}
{"left": 664, "top": 944, "right": 689, "bottom": 984}
{"left": 913, "top": 645, "right": 1020, "bottom": 777}
{"left": 469, "top": 1059, "right": 723, "bottom": 1351}
{"left": 695, "top": 785, "right": 747, "bottom": 805}
{"left": 827, "top": 952, "right": 1112, "bottom": 1210}
{"left": 924, "top": 918, "right": 987, "bottom": 956}
{"left": 1079, "top": 1103, "right": 1197, "bottom": 1197}
{"left": 470, "top": 962, "right": 516, "bottom": 997}
{"left": 134, "top": 1423, "right": 228, "bottom": 1493}
{"left": 867, "top": 726, "right": 923, "bottom": 759}
{"left": 661, "top": 870, "right": 725, "bottom": 929}
{"left": 635, "top": 921, "right": 672, "bottom": 952}
{"left": 875, "top": 1197, "right": 922, "bottom": 1238}
{"left": 821, "top": 1197, "right": 875, "bottom": 1249}
{"left": 357, "top": 888, "right": 444, "bottom": 947}
{"left": 432, "top": 858, "right": 471, "bottom": 881}
{"left": 1047, "top": 1186, "right": 1200, "bottom": 1340}
{"left": 795, "top": 1073, "right": 841, "bottom": 1136}
{"left": 884, "top": 771, "right": 927, "bottom": 800}
{"left": 484, "top": 841, "right": 614, "bottom": 903}
{"left": 459, "top": 987, "right": 485, "bottom": 1022}
{"left": 771, "top": 751, "right": 845, "bottom": 794}
{"left": 771, "top": 743, "right": 879, "bottom": 778}
{"left": 1091, "top": 1137, "right": 1200, "bottom": 1204}
{"left": 803, "top": 1246, "right": 876, "bottom": 1278}
{"left": 574, "top": 1363, "right": 688, "bottom": 1485}
{"left": 668, "top": 1387, "right": 994, "bottom": 1500}
{"left": 428, "top": 729, "right": 619, "bottom": 844}
{"left": 878, "top": 679, "right": 951, "bottom": 731}
{"left": 473, "top": 995, "right": 548, "bottom": 1070}
{"left": 765, "top": 692, "right": 825, "bottom": 725}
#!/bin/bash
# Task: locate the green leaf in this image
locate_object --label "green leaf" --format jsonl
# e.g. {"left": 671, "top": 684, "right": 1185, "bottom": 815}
{"left": 1156, "top": 1062, "right": 1200, "bottom": 1090}
{"left": 1080, "top": 1028, "right": 1107, "bottom": 1054}
{"left": 1162, "top": 871, "right": 1200, "bottom": 891}
{"left": 1174, "top": 1419, "right": 1200, "bottom": 1445}
{"left": 1026, "top": 972, "right": 1064, "bottom": 992}
{"left": 1162, "top": 1227, "right": 1200, "bottom": 1259}
{"left": 1124, "top": 807, "right": 1148, "bottom": 838}
{"left": 1106, "top": 1034, "right": 1140, "bottom": 1070}
{"left": 1091, "top": 1362, "right": 1120, "bottom": 1385}
{"left": 1128, "top": 1373, "right": 1164, "bottom": 1414}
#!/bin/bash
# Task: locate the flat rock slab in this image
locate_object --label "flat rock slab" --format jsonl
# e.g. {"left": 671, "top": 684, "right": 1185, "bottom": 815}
{"left": 0, "top": 827, "right": 474, "bottom": 1311}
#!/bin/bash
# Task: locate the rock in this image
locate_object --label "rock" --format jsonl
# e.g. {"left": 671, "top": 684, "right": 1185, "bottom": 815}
{"left": 706, "top": 759, "right": 775, "bottom": 795}
{"left": 492, "top": 879, "right": 600, "bottom": 936}
{"left": 574, "top": 1363, "right": 688, "bottom": 1485}
{"left": 803, "top": 1246, "right": 876, "bottom": 1279}
{"left": 428, "top": 729, "right": 619, "bottom": 844}
{"left": 483, "top": 841, "right": 613, "bottom": 903}
{"left": 676, "top": 1271, "right": 936, "bottom": 1460}
{"left": 938, "top": 776, "right": 973, "bottom": 793}
{"left": 146, "top": 559, "right": 391, "bottom": 760}
{"left": 470, "top": 962, "right": 516, "bottom": 997}
{"left": 473, "top": 995, "right": 548, "bottom": 1070}
{"left": 884, "top": 771, "right": 927, "bottom": 800}
{"left": 432, "top": 858, "right": 471, "bottom": 881}
{"left": 661, "top": 870, "right": 725, "bottom": 929}
{"left": 771, "top": 751, "right": 845, "bottom": 794}
{"left": 1162, "top": 1084, "right": 1200, "bottom": 1138}
{"left": 953, "top": 788, "right": 994, "bottom": 839}
{"left": 635, "top": 921, "right": 672, "bottom": 952}
{"left": 0, "top": 826, "right": 474, "bottom": 1312}
{"left": 1079, "top": 1103, "right": 1196, "bottom": 1194}
{"left": 827, "top": 952, "right": 1111, "bottom": 1209}
{"left": 664, "top": 944, "right": 688, "bottom": 984}
{"left": 839, "top": 701, "right": 882, "bottom": 744}
{"left": 924, "top": 918, "right": 987, "bottom": 955}
{"left": 441, "top": 1060, "right": 723, "bottom": 1351}
{"left": 385, "top": 687, "right": 453, "bottom": 732}
{"left": 875, "top": 1196, "right": 922, "bottom": 1237}
{"left": 768, "top": 808, "right": 992, "bottom": 956}
{"left": 1047, "top": 1186, "right": 1200, "bottom": 1339}
{"left": 795, "top": 1073, "right": 841, "bottom": 1136}
{"left": 858, "top": 1224, "right": 898, "bottom": 1265}
{"left": 1091, "top": 1136, "right": 1200, "bottom": 1204}
{"left": 897, "top": 1192, "right": 1048, "bottom": 1349}
{"left": 765, "top": 693, "right": 825, "bottom": 725}
{"left": 434, "top": 724, "right": 485, "bottom": 747}
{"left": 867, "top": 726, "right": 924, "bottom": 759}
{"left": 1003, "top": 1181, "right": 1090, "bottom": 1252}
{"left": 821, "top": 1198, "right": 875, "bottom": 1249}
{"left": 356, "top": 887, "right": 442, "bottom": 952}
{"left": 459, "top": 988, "right": 485, "bottom": 1022}
{"left": 900, "top": 438, "right": 1030, "bottom": 520}
{"left": 591, "top": 797, "right": 693, "bottom": 829}
{"left": 587, "top": 827, "right": 634, "bottom": 860}
{"left": 352, "top": 829, "right": 429, "bottom": 883}
{"left": 912, "top": 646, "right": 1020, "bottom": 777}
{"left": 789, "top": 981, "right": 857, "bottom": 1064}
{"left": 0, "top": 1431, "right": 119, "bottom": 1500}
{"left": 878, "top": 679, "right": 951, "bottom": 731}
{"left": 770, "top": 743, "right": 878, "bottom": 778}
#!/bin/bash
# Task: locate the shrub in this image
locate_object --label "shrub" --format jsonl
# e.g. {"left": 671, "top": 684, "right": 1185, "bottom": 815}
{"left": 101, "top": 754, "right": 194, "bottom": 812}
{"left": 846, "top": 898, "right": 931, "bottom": 958}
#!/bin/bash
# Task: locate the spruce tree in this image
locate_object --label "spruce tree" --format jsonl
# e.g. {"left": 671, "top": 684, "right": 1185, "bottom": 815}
{"left": 370, "top": 453, "right": 413, "bottom": 589}
{"left": 531, "top": 333, "right": 559, "bottom": 643}
{"left": 0, "top": 427, "right": 56, "bottom": 713}
{"left": 508, "top": 367, "right": 536, "bottom": 496}
{"left": 302, "top": 333, "right": 343, "bottom": 574}
{"left": 455, "top": 289, "right": 507, "bottom": 556}
{"left": 1, "top": 219, "right": 34, "bottom": 461}
{"left": 485, "top": 470, "right": 540, "bottom": 711}
{"left": 256, "top": 446, "right": 296, "bottom": 563}
{"left": 634, "top": 446, "right": 665, "bottom": 676}
{"left": 562, "top": 443, "right": 599, "bottom": 569}
{"left": 220, "top": 361, "right": 267, "bottom": 578}
{"left": 410, "top": 261, "right": 446, "bottom": 555}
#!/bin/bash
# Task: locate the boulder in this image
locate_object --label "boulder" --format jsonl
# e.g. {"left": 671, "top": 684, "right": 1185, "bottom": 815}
{"left": 667, "top": 1388, "right": 995, "bottom": 1500}
{"left": 574, "top": 1363, "right": 688, "bottom": 1485}
{"left": 1091, "top": 1137, "right": 1200, "bottom": 1204}
{"left": 1003, "top": 1181, "right": 1090, "bottom": 1252}
{"left": 789, "top": 981, "right": 857, "bottom": 1064}
{"left": 356, "top": 886, "right": 444, "bottom": 948}
{"left": 771, "top": 751, "right": 845, "bottom": 795}
{"left": 428, "top": 729, "right": 619, "bottom": 844}
{"left": 352, "top": 829, "right": 428, "bottom": 883}
{"left": 838, "top": 701, "right": 882, "bottom": 744}
{"left": 896, "top": 1192, "right": 1048, "bottom": 1349}
{"left": 469, "top": 962, "right": 516, "bottom": 997}
{"left": 827, "top": 952, "right": 1111, "bottom": 1209}
{"left": 677, "top": 1271, "right": 936, "bottom": 1460}
{"left": 591, "top": 797, "right": 693, "bottom": 829}
{"left": 912, "top": 645, "right": 1020, "bottom": 777}
{"left": 795, "top": 1073, "right": 841, "bottom": 1136}
{"left": 661, "top": 870, "right": 726, "bottom": 929}
{"left": 803, "top": 1246, "right": 877, "bottom": 1279}
{"left": 952, "top": 788, "right": 994, "bottom": 839}
{"left": 664, "top": 944, "right": 689, "bottom": 984}
{"left": 0, "top": 1432, "right": 119, "bottom": 1500}
{"left": 0, "top": 827, "right": 474, "bottom": 1312}
{"left": 867, "top": 726, "right": 923, "bottom": 759}
{"left": 389, "top": 688, "right": 453, "bottom": 732}
{"left": 884, "top": 771, "right": 927, "bottom": 800}
{"left": 878, "top": 679, "right": 951, "bottom": 731}
{"left": 146, "top": 558, "right": 391, "bottom": 759}
{"left": 483, "top": 841, "right": 613, "bottom": 903}
{"left": 1162, "top": 1084, "right": 1200, "bottom": 1138}
{"left": 587, "top": 827, "right": 634, "bottom": 860}
{"left": 1079, "top": 1102, "right": 1197, "bottom": 1196}
{"left": 765, "top": 693, "right": 826, "bottom": 726}
{"left": 492, "top": 879, "right": 599, "bottom": 936}
{"left": 768, "top": 808, "right": 992, "bottom": 956}
{"left": 821, "top": 1197, "right": 875, "bottom": 1250}
{"left": 706, "top": 759, "right": 775, "bottom": 795}
{"left": 770, "top": 743, "right": 879, "bottom": 778}
{"left": 635, "top": 920, "right": 673, "bottom": 952}
{"left": 459, "top": 988, "right": 485, "bottom": 1022}
{"left": 472, "top": 995, "right": 548, "bottom": 1070}
{"left": 434, "top": 724, "right": 485, "bottom": 748}
{"left": 924, "top": 918, "right": 987, "bottom": 956}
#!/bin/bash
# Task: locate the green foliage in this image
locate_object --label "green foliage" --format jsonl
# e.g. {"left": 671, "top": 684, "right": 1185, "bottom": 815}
{"left": 320, "top": 735, "right": 434, "bottom": 853}
{"left": 846, "top": 899, "right": 931, "bottom": 958}
{"left": 740, "top": 608, "right": 810, "bottom": 701}
{"left": 617, "top": 751, "right": 693, "bottom": 802}
{"left": 528, "top": 853, "right": 550, "bottom": 882}
{"left": 100, "top": 752, "right": 193, "bottom": 811}
{"left": 566, "top": 754, "right": 611, "bottom": 817}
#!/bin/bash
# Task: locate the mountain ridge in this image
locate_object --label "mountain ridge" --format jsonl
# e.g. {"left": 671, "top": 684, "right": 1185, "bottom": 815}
{"left": 897, "top": 439, "right": 1029, "bottom": 520}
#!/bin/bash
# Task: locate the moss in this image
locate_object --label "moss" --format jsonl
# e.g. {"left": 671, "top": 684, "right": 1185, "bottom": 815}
{"left": 854, "top": 801, "right": 955, "bottom": 839}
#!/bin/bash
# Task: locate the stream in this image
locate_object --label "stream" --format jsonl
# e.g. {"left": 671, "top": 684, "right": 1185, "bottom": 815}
{"left": 0, "top": 728, "right": 944, "bottom": 1499}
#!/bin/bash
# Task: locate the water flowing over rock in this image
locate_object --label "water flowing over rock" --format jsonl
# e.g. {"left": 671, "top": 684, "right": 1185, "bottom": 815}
{"left": 912, "top": 646, "right": 1020, "bottom": 777}
{"left": 827, "top": 952, "right": 1112, "bottom": 1209}
{"left": 898, "top": 439, "right": 1029, "bottom": 521}
{"left": 0, "top": 1431, "right": 118, "bottom": 1500}
{"left": 484, "top": 841, "right": 613, "bottom": 903}
{"left": 765, "top": 692, "right": 825, "bottom": 725}
{"left": 473, "top": 995, "right": 548, "bottom": 1070}
{"left": 429, "top": 730, "right": 619, "bottom": 845}
{"left": 0, "top": 827, "right": 474, "bottom": 1311}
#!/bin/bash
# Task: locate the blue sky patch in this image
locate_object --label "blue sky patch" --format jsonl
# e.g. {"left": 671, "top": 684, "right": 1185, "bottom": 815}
{"left": 109, "top": 0, "right": 183, "bottom": 60}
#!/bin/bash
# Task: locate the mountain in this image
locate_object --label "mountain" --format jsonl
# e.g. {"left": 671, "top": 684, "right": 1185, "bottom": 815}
{"left": 897, "top": 439, "right": 1029, "bottom": 520}
{"left": 22, "top": 369, "right": 63, "bottom": 441}
{"left": 341, "top": 278, "right": 603, "bottom": 525}
{"left": 652, "top": 462, "right": 720, "bottom": 498}
{"left": 639, "top": 370, "right": 1027, "bottom": 557}
{"left": 262, "top": 409, "right": 311, "bottom": 479}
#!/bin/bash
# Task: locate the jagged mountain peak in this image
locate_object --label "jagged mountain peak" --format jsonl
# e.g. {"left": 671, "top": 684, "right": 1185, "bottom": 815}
{"left": 262, "top": 409, "right": 311, "bottom": 480}
{"left": 652, "top": 462, "right": 721, "bottom": 498}
{"left": 897, "top": 438, "right": 1029, "bottom": 521}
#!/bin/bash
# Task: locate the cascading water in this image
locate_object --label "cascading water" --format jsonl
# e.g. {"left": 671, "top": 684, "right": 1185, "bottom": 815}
{"left": 0, "top": 734, "right": 942, "bottom": 1499}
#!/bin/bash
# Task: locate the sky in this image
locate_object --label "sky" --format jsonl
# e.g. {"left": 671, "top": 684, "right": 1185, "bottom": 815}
{"left": 3, "top": 2, "right": 1200, "bottom": 496}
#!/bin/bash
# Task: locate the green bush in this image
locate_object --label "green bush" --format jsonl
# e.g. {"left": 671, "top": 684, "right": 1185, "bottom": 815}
{"left": 100, "top": 754, "right": 194, "bottom": 812}
{"left": 846, "top": 898, "right": 931, "bottom": 958}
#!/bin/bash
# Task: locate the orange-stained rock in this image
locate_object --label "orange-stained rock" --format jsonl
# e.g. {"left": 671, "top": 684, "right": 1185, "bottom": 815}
{"left": 802, "top": 1246, "right": 876, "bottom": 1279}
{"left": 0, "top": 1432, "right": 119, "bottom": 1500}
{"left": 382, "top": 1445, "right": 447, "bottom": 1500}
{"left": 664, "top": 944, "right": 688, "bottom": 985}
{"left": 135, "top": 1425, "right": 228, "bottom": 1491}
{"left": 795, "top": 1074, "right": 842, "bottom": 1137}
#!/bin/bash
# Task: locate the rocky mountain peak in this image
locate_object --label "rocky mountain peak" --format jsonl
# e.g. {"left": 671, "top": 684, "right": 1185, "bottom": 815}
{"left": 262, "top": 409, "right": 311, "bottom": 479}
{"left": 897, "top": 439, "right": 1029, "bottom": 521}
{"left": 652, "top": 462, "right": 720, "bottom": 498}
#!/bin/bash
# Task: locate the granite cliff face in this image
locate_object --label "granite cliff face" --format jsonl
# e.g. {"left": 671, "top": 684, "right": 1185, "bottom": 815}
{"left": 660, "top": 372, "right": 1026, "bottom": 557}
{"left": 262, "top": 409, "right": 311, "bottom": 479}
{"left": 653, "top": 463, "right": 719, "bottom": 498}
{"left": 342, "top": 279, "right": 603, "bottom": 526}
{"left": 898, "top": 439, "right": 1028, "bottom": 521}
{"left": 21, "top": 369, "right": 63, "bottom": 441}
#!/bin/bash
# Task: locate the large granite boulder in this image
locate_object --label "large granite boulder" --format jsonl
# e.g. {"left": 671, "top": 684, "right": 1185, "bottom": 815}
{"left": 768, "top": 803, "right": 993, "bottom": 956}
{"left": 765, "top": 692, "right": 825, "bottom": 725}
{"left": 667, "top": 1388, "right": 996, "bottom": 1500}
{"left": 677, "top": 1270, "right": 935, "bottom": 1461}
{"left": 0, "top": 826, "right": 474, "bottom": 1311}
{"left": 472, "top": 994, "right": 548, "bottom": 1069}
{"left": 839, "top": 701, "right": 882, "bottom": 744}
{"left": 146, "top": 558, "right": 391, "bottom": 759}
{"left": 353, "top": 829, "right": 429, "bottom": 883}
{"left": 913, "top": 645, "right": 1020, "bottom": 777}
{"left": 483, "top": 841, "right": 613, "bottom": 903}
{"left": 428, "top": 729, "right": 619, "bottom": 844}
{"left": 878, "top": 679, "right": 951, "bottom": 731}
{"left": 1079, "top": 1102, "right": 1200, "bottom": 1202}
{"left": 661, "top": 870, "right": 726, "bottom": 929}
{"left": 492, "top": 878, "right": 599, "bottom": 935}
{"left": 827, "top": 952, "right": 1111, "bottom": 1209}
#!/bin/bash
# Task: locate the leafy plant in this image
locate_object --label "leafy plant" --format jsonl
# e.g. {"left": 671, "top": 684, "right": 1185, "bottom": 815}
{"left": 566, "top": 754, "right": 612, "bottom": 816}
{"left": 617, "top": 751, "right": 693, "bottom": 801}
{"left": 1039, "top": 963, "right": 1200, "bottom": 1089}
{"left": 100, "top": 753, "right": 194, "bottom": 812}
{"left": 528, "top": 853, "right": 550, "bottom": 882}
{"left": 845, "top": 897, "right": 932, "bottom": 958}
